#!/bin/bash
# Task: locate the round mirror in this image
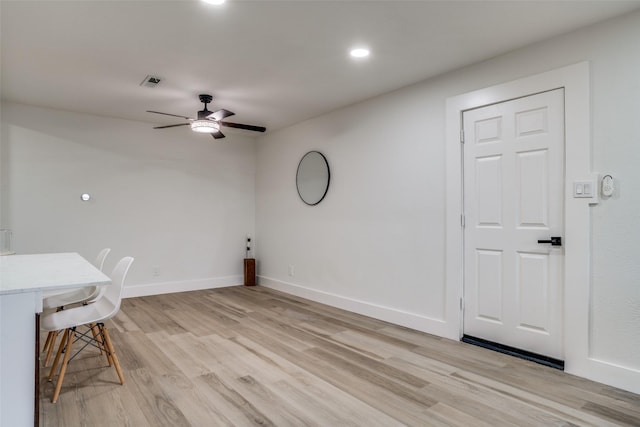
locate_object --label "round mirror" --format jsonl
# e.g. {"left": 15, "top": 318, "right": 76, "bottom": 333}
{"left": 296, "top": 151, "right": 330, "bottom": 205}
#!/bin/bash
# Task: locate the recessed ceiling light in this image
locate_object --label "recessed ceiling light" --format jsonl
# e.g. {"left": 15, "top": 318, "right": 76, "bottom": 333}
{"left": 350, "top": 48, "right": 370, "bottom": 58}
{"left": 202, "top": 0, "right": 226, "bottom": 5}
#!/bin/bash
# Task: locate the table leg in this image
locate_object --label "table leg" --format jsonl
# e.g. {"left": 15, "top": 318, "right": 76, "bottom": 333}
{"left": 35, "top": 313, "right": 40, "bottom": 427}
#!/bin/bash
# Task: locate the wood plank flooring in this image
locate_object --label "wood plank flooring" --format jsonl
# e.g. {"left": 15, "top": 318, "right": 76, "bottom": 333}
{"left": 39, "top": 286, "right": 640, "bottom": 426}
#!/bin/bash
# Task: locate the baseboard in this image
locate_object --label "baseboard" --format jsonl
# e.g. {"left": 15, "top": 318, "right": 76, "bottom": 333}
{"left": 568, "top": 357, "right": 640, "bottom": 395}
{"left": 258, "top": 276, "right": 455, "bottom": 339}
{"left": 123, "top": 275, "right": 242, "bottom": 298}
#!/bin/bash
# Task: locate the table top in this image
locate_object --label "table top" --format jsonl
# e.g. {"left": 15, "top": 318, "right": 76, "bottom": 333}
{"left": 0, "top": 252, "right": 111, "bottom": 296}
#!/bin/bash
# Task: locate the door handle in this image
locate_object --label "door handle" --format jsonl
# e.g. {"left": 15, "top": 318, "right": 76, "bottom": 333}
{"left": 537, "top": 236, "right": 562, "bottom": 246}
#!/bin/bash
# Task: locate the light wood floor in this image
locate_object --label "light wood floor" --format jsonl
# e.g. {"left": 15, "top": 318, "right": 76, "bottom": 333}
{"left": 40, "top": 286, "right": 640, "bottom": 426}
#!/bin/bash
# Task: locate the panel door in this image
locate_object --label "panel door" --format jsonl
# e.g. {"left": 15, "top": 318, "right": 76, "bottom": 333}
{"left": 463, "top": 89, "right": 565, "bottom": 359}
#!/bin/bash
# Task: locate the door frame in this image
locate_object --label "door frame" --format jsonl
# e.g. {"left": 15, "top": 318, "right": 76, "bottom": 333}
{"left": 445, "top": 62, "right": 591, "bottom": 378}
{"left": 460, "top": 89, "right": 566, "bottom": 360}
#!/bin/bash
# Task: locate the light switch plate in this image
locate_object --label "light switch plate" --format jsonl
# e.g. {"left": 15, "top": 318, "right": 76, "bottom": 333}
{"left": 573, "top": 181, "right": 594, "bottom": 198}
{"left": 573, "top": 176, "right": 599, "bottom": 204}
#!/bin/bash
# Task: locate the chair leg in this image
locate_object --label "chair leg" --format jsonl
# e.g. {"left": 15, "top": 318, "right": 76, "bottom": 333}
{"left": 89, "top": 323, "right": 104, "bottom": 356}
{"left": 101, "top": 325, "right": 125, "bottom": 385}
{"left": 43, "top": 330, "right": 60, "bottom": 367}
{"left": 42, "top": 331, "right": 54, "bottom": 353}
{"left": 48, "top": 329, "right": 68, "bottom": 381}
{"left": 95, "top": 324, "right": 112, "bottom": 366}
{"left": 43, "top": 307, "right": 65, "bottom": 354}
{"left": 52, "top": 328, "right": 74, "bottom": 403}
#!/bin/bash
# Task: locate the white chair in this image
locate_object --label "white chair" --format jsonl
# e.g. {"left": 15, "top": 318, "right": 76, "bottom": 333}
{"left": 41, "top": 256, "right": 134, "bottom": 403}
{"left": 94, "top": 247, "right": 111, "bottom": 271}
{"left": 42, "top": 248, "right": 111, "bottom": 307}
{"left": 41, "top": 248, "right": 111, "bottom": 364}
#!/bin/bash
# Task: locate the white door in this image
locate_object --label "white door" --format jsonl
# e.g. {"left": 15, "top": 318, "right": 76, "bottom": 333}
{"left": 463, "top": 89, "right": 565, "bottom": 360}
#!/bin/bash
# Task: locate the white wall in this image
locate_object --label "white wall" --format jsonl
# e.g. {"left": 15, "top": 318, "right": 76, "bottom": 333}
{"left": 1, "top": 103, "right": 256, "bottom": 295}
{"left": 255, "top": 10, "right": 640, "bottom": 392}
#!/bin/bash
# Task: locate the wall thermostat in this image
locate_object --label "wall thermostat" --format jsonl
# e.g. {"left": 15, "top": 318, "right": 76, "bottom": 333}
{"left": 601, "top": 175, "right": 614, "bottom": 197}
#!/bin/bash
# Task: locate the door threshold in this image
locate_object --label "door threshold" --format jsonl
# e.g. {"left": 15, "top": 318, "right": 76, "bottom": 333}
{"left": 461, "top": 335, "right": 564, "bottom": 370}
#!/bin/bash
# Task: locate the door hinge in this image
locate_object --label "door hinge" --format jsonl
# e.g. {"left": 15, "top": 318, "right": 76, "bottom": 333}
{"left": 460, "top": 297, "right": 463, "bottom": 310}
{"left": 461, "top": 214, "right": 465, "bottom": 228}
{"left": 460, "top": 128, "right": 465, "bottom": 143}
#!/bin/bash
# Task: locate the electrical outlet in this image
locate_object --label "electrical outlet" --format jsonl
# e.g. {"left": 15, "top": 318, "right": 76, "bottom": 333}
{"left": 288, "top": 265, "right": 294, "bottom": 276}
{"left": 152, "top": 266, "right": 160, "bottom": 277}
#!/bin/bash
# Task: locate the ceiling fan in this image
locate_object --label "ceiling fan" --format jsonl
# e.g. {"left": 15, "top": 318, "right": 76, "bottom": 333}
{"left": 147, "top": 94, "right": 266, "bottom": 139}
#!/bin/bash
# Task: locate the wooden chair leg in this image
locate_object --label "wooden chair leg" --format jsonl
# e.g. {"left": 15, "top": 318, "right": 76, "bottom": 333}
{"left": 89, "top": 323, "right": 104, "bottom": 356}
{"left": 48, "top": 329, "right": 68, "bottom": 381}
{"left": 101, "top": 325, "right": 125, "bottom": 385}
{"left": 43, "top": 307, "right": 64, "bottom": 354}
{"left": 42, "top": 331, "right": 54, "bottom": 353}
{"left": 52, "top": 328, "right": 74, "bottom": 403}
{"left": 92, "top": 323, "right": 113, "bottom": 366}
{"left": 43, "top": 330, "right": 60, "bottom": 367}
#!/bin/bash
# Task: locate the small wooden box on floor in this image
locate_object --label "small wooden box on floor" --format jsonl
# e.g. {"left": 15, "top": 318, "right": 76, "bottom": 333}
{"left": 244, "top": 258, "right": 256, "bottom": 286}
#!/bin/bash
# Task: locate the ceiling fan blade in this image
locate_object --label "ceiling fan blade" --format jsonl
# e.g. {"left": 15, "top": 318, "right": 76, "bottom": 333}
{"left": 153, "top": 123, "right": 191, "bottom": 129}
{"left": 211, "top": 130, "right": 226, "bottom": 139}
{"left": 220, "top": 121, "right": 266, "bottom": 133}
{"left": 207, "top": 109, "right": 235, "bottom": 121}
{"left": 147, "top": 110, "right": 193, "bottom": 120}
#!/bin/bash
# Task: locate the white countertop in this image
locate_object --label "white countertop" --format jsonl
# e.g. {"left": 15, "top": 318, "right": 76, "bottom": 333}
{"left": 0, "top": 252, "right": 111, "bottom": 296}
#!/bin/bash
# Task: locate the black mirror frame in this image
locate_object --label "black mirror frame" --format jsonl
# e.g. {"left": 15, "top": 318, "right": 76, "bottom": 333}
{"left": 296, "top": 151, "right": 330, "bottom": 206}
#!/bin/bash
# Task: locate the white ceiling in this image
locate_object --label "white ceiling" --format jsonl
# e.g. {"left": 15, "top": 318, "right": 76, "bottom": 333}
{"left": 2, "top": 1, "right": 639, "bottom": 134}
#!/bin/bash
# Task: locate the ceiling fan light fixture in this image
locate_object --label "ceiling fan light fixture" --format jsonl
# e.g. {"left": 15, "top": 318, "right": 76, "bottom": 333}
{"left": 191, "top": 120, "right": 220, "bottom": 133}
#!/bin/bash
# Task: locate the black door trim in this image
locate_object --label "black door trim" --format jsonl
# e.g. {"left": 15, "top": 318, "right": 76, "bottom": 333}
{"left": 462, "top": 334, "right": 564, "bottom": 370}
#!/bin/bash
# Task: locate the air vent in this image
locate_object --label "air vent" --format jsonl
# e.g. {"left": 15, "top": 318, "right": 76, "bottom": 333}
{"left": 140, "top": 75, "right": 162, "bottom": 88}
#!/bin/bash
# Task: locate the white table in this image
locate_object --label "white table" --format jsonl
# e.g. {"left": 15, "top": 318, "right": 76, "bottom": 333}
{"left": 0, "top": 253, "right": 111, "bottom": 427}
